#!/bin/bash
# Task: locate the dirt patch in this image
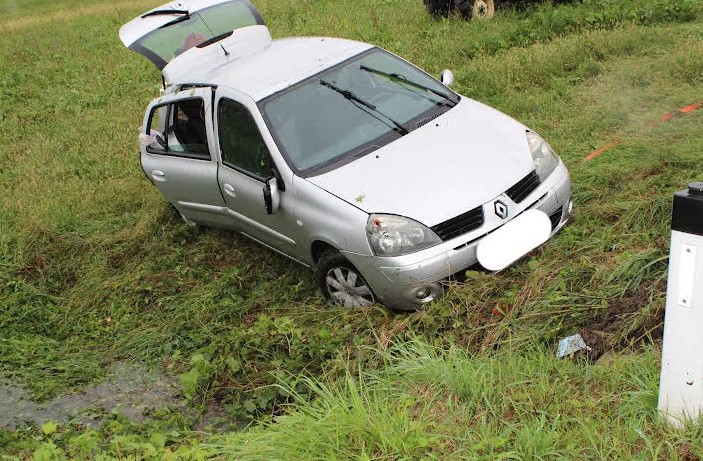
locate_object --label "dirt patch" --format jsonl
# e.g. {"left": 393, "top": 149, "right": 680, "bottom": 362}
{"left": 0, "top": 363, "right": 247, "bottom": 432}
{"left": 0, "top": 363, "right": 181, "bottom": 430}
{"left": 579, "top": 283, "right": 665, "bottom": 361}
{"left": 678, "top": 443, "right": 701, "bottom": 461}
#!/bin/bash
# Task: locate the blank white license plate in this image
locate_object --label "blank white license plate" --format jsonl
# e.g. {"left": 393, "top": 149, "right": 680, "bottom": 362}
{"left": 476, "top": 209, "right": 552, "bottom": 271}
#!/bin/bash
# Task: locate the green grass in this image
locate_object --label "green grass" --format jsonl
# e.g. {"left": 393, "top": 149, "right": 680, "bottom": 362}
{"left": 1, "top": 0, "right": 703, "bottom": 458}
{"left": 8, "top": 339, "right": 703, "bottom": 459}
{"left": 208, "top": 340, "right": 686, "bottom": 460}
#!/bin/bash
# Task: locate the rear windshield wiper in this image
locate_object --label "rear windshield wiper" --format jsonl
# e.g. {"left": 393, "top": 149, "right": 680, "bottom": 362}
{"left": 320, "top": 80, "right": 409, "bottom": 135}
{"left": 196, "top": 31, "right": 234, "bottom": 49}
{"left": 141, "top": 9, "right": 189, "bottom": 18}
{"left": 359, "top": 64, "right": 458, "bottom": 107}
{"left": 159, "top": 14, "right": 192, "bottom": 29}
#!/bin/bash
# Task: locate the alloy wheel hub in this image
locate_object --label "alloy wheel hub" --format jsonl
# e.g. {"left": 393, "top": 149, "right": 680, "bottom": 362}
{"left": 326, "top": 267, "right": 374, "bottom": 307}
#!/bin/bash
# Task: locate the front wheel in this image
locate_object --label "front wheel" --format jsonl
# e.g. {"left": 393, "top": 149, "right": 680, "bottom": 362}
{"left": 316, "top": 251, "right": 375, "bottom": 308}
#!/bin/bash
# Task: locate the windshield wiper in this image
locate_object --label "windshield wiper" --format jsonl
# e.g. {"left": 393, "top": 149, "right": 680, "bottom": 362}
{"left": 320, "top": 80, "right": 409, "bottom": 135}
{"left": 141, "top": 9, "right": 189, "bottom": 18}
{"left": 196, "top": 31, "right": 234, "bottom": 49}
{"left": 159, "top": 14, "right": 192, "bottom": 29}
{"left": 359, "top": 64, "right": 457, "bottom": 107}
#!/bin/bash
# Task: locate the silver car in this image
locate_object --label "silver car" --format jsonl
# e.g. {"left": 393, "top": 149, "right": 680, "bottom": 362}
{"left": 120, "top": 0, "right": 572, "bottom": 310}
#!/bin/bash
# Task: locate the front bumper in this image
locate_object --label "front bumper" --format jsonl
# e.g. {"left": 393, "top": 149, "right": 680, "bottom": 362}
{"left": 342, "top": 163, "right": 572, "bottom": 310}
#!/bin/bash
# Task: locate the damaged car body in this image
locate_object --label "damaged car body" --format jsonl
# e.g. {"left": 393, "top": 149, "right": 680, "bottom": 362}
{"left": 120, "top": 0, "right": 572, "bottom": 310}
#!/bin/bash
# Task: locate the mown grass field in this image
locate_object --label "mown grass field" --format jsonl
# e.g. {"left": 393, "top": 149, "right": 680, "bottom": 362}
{"left": 1, "top": 0, "right": 703, "bottom": 458}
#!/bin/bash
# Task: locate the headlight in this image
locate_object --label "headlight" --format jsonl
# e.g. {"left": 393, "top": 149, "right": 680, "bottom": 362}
{"left": 526, "top": 131, "right": 560, "bottom": 182}
{"left": 366, "top": 214, "right": 441, "bottom": 257}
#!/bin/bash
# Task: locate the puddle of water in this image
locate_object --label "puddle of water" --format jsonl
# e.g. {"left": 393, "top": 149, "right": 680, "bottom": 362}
{"left": 0, "top": 363, "right": 181, "bottom": 430}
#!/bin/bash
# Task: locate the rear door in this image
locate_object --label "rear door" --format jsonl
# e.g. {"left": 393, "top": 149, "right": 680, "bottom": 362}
{"left": 141, "top": 87, "right": 227, "bottom": 226}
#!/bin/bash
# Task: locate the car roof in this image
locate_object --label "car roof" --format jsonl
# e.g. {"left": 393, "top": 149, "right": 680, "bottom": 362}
{"left": 166, "top": 34, "right": 373, "bottom": 101}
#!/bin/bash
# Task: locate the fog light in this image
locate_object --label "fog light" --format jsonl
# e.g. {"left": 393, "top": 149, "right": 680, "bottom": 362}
{"left": 415, "top": 286, "right": 432, "bottom": 300}
{"left": 568, "top": 200, "right": 573, "bottom": 215}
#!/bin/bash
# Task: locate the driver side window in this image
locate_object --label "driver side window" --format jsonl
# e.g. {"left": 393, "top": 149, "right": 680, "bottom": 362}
{"left": 218, "top": 98, "right": 271, "bottom": 180}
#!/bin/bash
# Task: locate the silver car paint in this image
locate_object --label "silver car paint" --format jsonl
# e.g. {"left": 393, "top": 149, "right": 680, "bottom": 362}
{"left": 140, "top": 87, "right": 228, "bottom": 227}
{"left": 172, "top": 33, "right": 372, "bottom": 101}
{"left": 345, "top": 163, "right": 571, "bottom": 309}
{"left": 126, "top": 5, "right": 572, "bottom": 310}
{"left": 211, "top": 87, "right": 376, "bottom": 265}
{"left": 307, "top": 97, "right": 535, "bottom": 227}
{"left": 146, "top": 82, "right": 572, "bottom": 310}
{"left": 141, "top": 76, "right": 572, "bottom": 311}
{"left": 212, "top": 87, "right": 301, "bottom": 257}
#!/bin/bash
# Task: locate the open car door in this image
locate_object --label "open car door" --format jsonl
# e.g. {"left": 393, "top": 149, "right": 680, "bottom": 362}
{"left": 140, "top": 86, "right": 230, "bottom": 227}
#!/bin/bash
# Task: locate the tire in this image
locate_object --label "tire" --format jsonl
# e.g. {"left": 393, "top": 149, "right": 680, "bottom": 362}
{"left": 316, "top": 251, "right": 376, "bottom": 308}
{"left": 423, "top": 0, "right": 453, "bottom": 18}
{"left": 424, "top": 0, "right": 495, "bottom": 19}
{"left": 461, "top": 0, "right": 495, "bottom": 19}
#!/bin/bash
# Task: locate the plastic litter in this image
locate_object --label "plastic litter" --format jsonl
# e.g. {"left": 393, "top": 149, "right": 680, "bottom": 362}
{"left": 557, "top": 334, "right": 591, "bottom": 358}
{"left": 139, "top": 126, "right": 163, "bottom": 148}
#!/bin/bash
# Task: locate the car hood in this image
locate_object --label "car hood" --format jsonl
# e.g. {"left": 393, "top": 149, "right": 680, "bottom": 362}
{"left": 306, "top": 98, "right": 534, "bottom": 227}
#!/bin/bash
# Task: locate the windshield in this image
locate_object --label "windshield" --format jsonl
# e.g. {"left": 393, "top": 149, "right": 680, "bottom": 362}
{"left": 260, "top": 48, "right": 459, "bottom": 175}
{"left": 130, "top": 0, "right": 264, "bottom": 69}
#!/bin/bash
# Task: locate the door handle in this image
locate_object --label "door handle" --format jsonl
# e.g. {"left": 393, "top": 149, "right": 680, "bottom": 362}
{"left": 223, "top": 183, "right": 236, "bottom": 198}
{"left": 151, "top": 170, "right": 166, "bottom": 182}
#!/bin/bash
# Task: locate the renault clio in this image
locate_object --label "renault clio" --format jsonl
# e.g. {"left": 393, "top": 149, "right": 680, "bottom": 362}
{"left": 120, "top": 0, "right": 572, "bottom": 310}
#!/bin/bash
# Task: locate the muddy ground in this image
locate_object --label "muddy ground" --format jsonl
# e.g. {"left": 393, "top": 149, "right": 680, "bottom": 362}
{"left": 580, "top": 283, "right": 665, "bottom": 361}
{"left": 0, "top": 362, "right": 193, "bottom": 430}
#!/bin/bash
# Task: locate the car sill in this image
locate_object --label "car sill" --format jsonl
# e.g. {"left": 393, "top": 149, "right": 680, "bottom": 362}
{"left": 239, "top": 232, "right": 310, "bottom": 268}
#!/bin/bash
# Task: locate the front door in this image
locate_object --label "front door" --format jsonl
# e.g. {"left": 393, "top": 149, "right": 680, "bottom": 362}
{"left": 214, "top": 92, "right": 299, "bottom": 257}
{"left": 141, "top": 87, "right": 227, "bottom": 226}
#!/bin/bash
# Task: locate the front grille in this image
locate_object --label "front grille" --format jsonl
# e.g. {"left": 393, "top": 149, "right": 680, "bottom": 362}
{"left": 506, "top": 170, "right": 540, "bottom": 203}
{"left": 431, "top": 206, "right": 484, "bottom": 241}
{"left": 549, "top": 207, "right": 563, "bottom": 230}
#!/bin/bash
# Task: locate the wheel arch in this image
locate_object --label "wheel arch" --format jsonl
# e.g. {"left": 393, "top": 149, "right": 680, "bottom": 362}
{"left": 311, "top": 240, "right": 338, "bottom": 265}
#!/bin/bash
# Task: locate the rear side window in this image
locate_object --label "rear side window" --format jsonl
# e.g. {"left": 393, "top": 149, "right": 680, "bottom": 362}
{"left": 218, "top": 98, "right": 271, "bottom": 180}
{"left": 146, "top": 98, "right": 210, "bottom": 160}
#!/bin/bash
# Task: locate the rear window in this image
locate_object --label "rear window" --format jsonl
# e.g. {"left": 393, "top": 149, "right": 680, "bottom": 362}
{"left": 131, "top": 0, "right": 264, "bottom": 69}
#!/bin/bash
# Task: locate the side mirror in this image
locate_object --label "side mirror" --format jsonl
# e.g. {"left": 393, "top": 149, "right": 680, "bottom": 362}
{"left": 263, "top": 177, "right": 280, "bottom": 215}
{"left": 440, "top": 69, "right": 454, "bottom": 87}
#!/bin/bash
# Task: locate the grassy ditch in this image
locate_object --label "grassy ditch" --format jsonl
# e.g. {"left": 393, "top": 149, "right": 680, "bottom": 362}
{"left": 1, "top": 0, "right": 703, "bottom": 457}
{"left": 7, "top": 340, "right": 703, "bottom": 459}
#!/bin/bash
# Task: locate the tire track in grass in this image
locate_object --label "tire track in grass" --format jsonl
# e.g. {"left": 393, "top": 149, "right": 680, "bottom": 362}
{"left": 0, "top": 0, "right": 160, "bottom": 34}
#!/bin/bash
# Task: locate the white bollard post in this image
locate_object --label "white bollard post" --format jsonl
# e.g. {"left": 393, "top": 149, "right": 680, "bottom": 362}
{"left": 658, "top": 182, "right": 703, "bottom": 427}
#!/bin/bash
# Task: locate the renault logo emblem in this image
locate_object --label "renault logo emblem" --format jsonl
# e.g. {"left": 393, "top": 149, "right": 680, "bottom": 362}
{"left": 494, "top": 200, "right": 508, "bottom": 219}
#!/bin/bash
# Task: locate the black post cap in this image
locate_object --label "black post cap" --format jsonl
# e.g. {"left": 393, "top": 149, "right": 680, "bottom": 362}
{"left": 672, "top": 182, "right": 703, "bottom": 236}
{"left": 689, "top": 182, "right": 703, "bottom": 197}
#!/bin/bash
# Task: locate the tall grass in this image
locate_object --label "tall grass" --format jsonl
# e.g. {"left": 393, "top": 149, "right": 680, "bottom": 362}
{"left": 207, "top": 340, "right": 699, "bottom": 459}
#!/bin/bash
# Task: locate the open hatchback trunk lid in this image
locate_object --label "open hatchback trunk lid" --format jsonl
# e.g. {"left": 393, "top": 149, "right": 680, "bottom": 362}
{"left": 119, "top": 0, "right": 267, "bottom": 74}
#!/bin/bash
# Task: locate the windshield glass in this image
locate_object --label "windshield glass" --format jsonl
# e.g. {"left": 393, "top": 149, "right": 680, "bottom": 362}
{"left": 260, "top": 48, "right": 458, "bottom": 175}
{"left": 131, "top": 0, "right": 264, "bottom": 69}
